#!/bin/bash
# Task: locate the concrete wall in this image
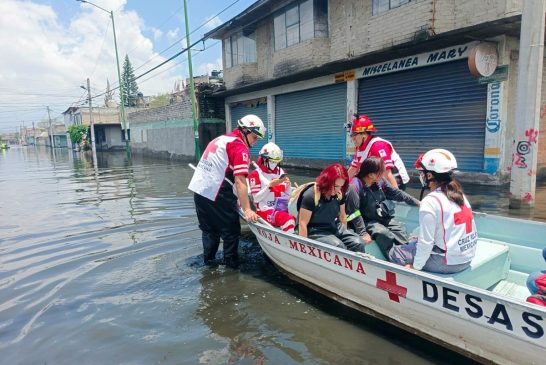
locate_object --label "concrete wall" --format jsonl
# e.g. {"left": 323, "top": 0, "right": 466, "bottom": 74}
{"left": 503, "top": 37, "right": 546, "bottom": 179}
{"left": 128, "top": 89, "right": 225, "bottom": 160}
{"left": 129, "top": 99, "right": 195, "bottom": 159}
{"left": 539, "top": 53, "right": 546, "bottom": 178}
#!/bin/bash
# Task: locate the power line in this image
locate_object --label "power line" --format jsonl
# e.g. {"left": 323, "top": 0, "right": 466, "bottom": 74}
{"left": 123, "top": 2, "right": 188, "bottom": 58}
{"left": 89, "top": 18, "right": 113, "bottom": 79}
{"left": 138, "top": 40, "right": 220, "bottom": 86}
{"left": 130, "top": 0, "right": 240, "bottom": 74}
{"left": 0, "top": 91, "right": 82, "bottom": 98}
{"left": 4, "top": 0, "right": 236, "bottom": 117}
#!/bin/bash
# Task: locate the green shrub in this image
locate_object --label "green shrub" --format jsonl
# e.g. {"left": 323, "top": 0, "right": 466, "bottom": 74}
{"left": 68, "top": 124, "right": 89, "bottom": 144}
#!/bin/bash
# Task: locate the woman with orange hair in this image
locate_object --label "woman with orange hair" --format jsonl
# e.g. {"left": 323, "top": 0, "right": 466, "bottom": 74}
{"left": 297, "top": 163, "right": 364, "bottom": 252}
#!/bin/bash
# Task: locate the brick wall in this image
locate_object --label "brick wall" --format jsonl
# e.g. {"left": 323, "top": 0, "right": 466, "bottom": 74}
{"left": 221, "top": 0, "right": 520, "bottom": 87}
{"left": 257, "top": 20, "right": 274, "bottom": 80}
{"left": 450, "top": 0, "right": 520, "bottom": 29}
{"left": 224, "top": 63, "right": 261, "bottom": 89}
{"left": 272, "top": 37, "right": 331, "bottom": 78}
{"left": 129, "top": 97, "right": 193, "bottom": 124}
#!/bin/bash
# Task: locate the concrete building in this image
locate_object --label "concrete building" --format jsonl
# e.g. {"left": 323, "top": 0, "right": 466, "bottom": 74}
{"left": 205, "top": 0, "right": 545, "bottom": 190}
{"left": 62, "top": 106, "right": 144, "bottom": 151}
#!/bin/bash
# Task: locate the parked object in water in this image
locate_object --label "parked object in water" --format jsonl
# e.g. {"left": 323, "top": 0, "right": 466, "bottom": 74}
{"left": 247, "top": 203, "right": 546, "bottom": 365}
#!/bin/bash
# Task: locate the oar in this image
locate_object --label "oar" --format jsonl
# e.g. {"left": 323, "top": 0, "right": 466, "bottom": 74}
{"left": 188, "top": 163, "right": 273, "bottom": 227}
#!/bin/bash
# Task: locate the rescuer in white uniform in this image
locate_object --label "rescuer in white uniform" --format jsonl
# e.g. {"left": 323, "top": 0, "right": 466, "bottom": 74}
{"left": 389, "top": 149, "right": 477, "bottom": 273}
{"left": 188, "top": 115, "right": 265, "bottom": 267}
{"left": 248, "top": 142, "right": 296, "bottom": 232}
{"left": 346, "top": 114, "right": 409, "bottom": 189}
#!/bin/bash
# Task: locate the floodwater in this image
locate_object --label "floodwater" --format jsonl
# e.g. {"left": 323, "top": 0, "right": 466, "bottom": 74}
{"left": 1, "top": 146, "right": 544, "bottom": 365}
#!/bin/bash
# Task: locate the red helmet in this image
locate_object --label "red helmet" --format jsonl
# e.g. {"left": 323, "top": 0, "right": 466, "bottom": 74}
{"left": 351, "top": 115, "right": 377, "bottom": 134}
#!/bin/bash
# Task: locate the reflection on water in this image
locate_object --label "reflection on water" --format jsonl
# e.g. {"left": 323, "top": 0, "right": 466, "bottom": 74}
{"left": 195, "top": 259, "right": 471, "bottom": 365}
{"left": 1, "top": 146, "right": 540, "bottom": 364}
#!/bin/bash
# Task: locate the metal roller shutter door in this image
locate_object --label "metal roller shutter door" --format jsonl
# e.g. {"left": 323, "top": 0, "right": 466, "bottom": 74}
{"left": 358, "top": 59, "right": 487, "bottom": 172}
{"left": 230, "top": 103, "right": 268, "bottom": 158}
{"left": 276, "top": 83, "right": 347, "bottom": 160}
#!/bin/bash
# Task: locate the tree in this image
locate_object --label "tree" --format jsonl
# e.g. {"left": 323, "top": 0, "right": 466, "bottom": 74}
{"left": 68, "top": 124, "right": 89, "bottom": 144}
{"left": 121, "top": 54, "right": 140, "bottom": 107}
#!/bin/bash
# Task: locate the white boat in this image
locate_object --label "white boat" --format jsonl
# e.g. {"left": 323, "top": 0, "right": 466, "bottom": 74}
{"left": 247, "top": 204, "right": 545, "bottom": 365}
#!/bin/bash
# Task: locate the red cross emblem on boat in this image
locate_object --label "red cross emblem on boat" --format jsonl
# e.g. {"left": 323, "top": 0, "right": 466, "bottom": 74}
{"left": 376, "top": 271, "right": 407, "bottom": 303}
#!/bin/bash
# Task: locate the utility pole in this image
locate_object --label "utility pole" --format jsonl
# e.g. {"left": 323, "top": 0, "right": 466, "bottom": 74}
{"left": 84, "top": 78, "right": 98, "bottom": 166}
{"left": 509, "top": 0, "right": 546, "bottom": 208}
{"left": 75, "top": 1, "right": 129, "bottom": 154}
{"left": 47, "top": 106, "right": 55, "bottom": 149}
{"left": 111, "top": 11, "right": 130, "bottom": 154}
{"left": 183, "top": 0, "right": 201, "bottom": 161}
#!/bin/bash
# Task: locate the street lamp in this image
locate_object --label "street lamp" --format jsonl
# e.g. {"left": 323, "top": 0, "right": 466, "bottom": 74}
{"left": 76, "top": 0, "right": 129, "bottom": 154}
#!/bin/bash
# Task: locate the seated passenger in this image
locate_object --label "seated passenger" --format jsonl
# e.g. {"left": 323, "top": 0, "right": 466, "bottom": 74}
{"left": 297, "top": 163, "right": 364, "bottom": 253}
{"left": 526, "top": 247, "right": 546, "bottom": 307}
{"left": 345, "top": 157, "right": 419, "bottom": 258}
{"left": 389, "top": 149, "right": 477, "bottom": 274}
{"left": 248, "top": 142, "right": 296, "bottom": 233}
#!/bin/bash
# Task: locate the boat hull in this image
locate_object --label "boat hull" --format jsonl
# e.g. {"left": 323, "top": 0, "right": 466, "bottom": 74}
{"left": 248, "top": 222, "right": 545, "bottom": 365}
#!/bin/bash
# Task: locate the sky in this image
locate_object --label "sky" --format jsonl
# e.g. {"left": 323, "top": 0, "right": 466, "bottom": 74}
{"left": 0, "top": 0, "right": 257, "bottom": 133}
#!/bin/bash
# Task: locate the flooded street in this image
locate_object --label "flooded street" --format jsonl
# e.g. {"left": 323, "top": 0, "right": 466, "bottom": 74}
{"left": 1, "top": 147, "right": 544, "bottom": 365}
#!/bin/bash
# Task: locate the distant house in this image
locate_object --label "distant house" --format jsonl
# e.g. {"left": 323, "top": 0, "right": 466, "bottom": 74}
{"left": 62, "top": 105, "right": 146, "bottom": 151}
{"left": 51, "top": 123, "right": 68, "bottom": 148}
{"left": 205, "top": 0, "right": 541, "bottom": 180}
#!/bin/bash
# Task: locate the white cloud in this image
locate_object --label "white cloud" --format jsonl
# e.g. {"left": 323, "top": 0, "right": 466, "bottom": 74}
{"left": 202, "top": 15, "right": 223, "bottom": 31}
{"left": 166, "top": 27, "right": 179, "bottom": 40}
{"left": 0, "top": 0, "right": 181, "bottom": 132}
{"left": 151, "top": 27, "right": 163, "bottom": 40}
{"left": 197, "top": 57, "right": 223, "bottom": 76}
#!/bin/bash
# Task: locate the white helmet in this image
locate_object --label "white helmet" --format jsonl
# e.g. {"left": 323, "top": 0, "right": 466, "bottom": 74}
{"left": 415, "top": 149, "right": 457, "bottom": 174}
{"left": 259, "top": 142, "right": 283, "bottom": 163}
{"left": 237, "top": 114, "right": 266, "bottom": 139}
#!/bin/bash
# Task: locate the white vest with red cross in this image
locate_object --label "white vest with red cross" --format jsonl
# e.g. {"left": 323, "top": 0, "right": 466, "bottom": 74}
{"left": 357, "top": 136, "right": 410, "bottom": 184}
{"left": 189, "top": 134, "right": 246, "bottom": 201}
{"left": 421, "top": 190, "right": 478, "bottom": 265}
{"left": 248, "top": 167, "right": 291, "bottom": 212}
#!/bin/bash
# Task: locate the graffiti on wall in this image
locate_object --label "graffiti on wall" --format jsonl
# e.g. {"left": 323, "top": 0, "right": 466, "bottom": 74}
{"left": 513, "top": 128, "right": 539, "bottom": 169}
